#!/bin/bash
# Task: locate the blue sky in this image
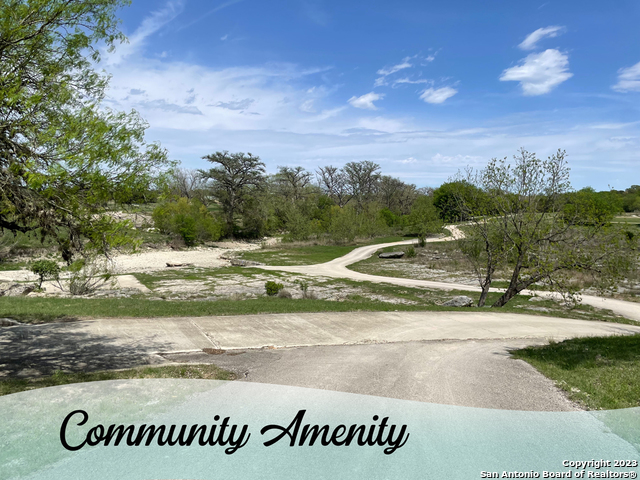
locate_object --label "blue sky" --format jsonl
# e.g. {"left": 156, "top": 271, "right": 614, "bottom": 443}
{"left": 103, "top": 0, "right": 640, "bottom": 190}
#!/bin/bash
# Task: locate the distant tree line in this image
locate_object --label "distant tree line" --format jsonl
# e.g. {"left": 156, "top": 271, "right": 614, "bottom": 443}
{"left": 154, "top": 151, "right": 442, "bottom": 245}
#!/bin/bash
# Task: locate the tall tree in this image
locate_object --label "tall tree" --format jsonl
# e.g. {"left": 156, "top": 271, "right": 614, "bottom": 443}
{"left": 343, "top": 161, "right": 381, "bottom": 209}
{"left": 0, "top": 0, "right": 169, "bottom": 257}
{"left": 316, "top": 165, "right": 350, "bottom": 207}
{"left": 274, "top": 166, "right": 313, "bottom": 203}
{"left": 200, "top": 151, "right": 265, "bottom": 236}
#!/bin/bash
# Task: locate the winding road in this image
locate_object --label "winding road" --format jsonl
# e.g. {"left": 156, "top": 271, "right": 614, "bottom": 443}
{"left": 2, "top": 229, "right": 640, "bottom": 410}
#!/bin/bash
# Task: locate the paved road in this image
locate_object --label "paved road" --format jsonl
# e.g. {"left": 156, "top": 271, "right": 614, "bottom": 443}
{"left": 163, "top": 339, "right": 579, "bottom": 411}
{"left": 2, "top": 311, "right": 640, "bottom": 411}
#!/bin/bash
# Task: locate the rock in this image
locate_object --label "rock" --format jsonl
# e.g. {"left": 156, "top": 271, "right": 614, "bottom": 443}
{"left": 442, "top": 295, "right": 474, "bottom": 307}
{"left": 21, "top": 285, "right": 35, "bottom": 296}
{"left": 166, "top": 262, "right": 194, "bottom": 267}
{"left": 0, "top": 283, "right": 30, "bottom": 297}
{"left": 229, "top": 259, "right": 263, "bottom": 267}
{"left": 528, "top": 296, "right": 547, "bottom": 302}
{"left": 378, "top": 251, "right": 405, "bottom": 259}
{"left": 0, "top": 318, "right": 22, "bottom": 327}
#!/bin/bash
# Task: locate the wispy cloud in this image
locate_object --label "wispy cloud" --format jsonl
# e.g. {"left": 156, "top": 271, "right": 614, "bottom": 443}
{"left": 500, "top": 49, "right": 572, "bottom": 95}
{"left": 420, "top": 86, "right": 457, "bottom": 104}
{"left": 519, "top": 26, "right": 565, "bottom": 51}
{"left": 213, "top": 98, "right": 255, "bottom": 110}
{"left": 176, "top": 0, "right": 244, "bottom": 31}
{"left": 612, "top": 61, "right": 640, "bottom": 92}
{"left": 377, "top": 58, "right": 413, "bottom": 76}
{"left": 348, "top": 92, "right": 384, "bottom": 110}
{"left": 106, "top": 0, "right": 185, "bottom": 65}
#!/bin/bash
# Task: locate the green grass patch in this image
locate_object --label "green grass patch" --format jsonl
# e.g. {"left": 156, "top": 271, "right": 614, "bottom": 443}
{"left": 237, "top": 236, "right": 412, "bottom": 266}
{"left": 512, "top": 335, "right": 640, "bottom": 409}
{"left": 0, "top": 280, "right": 627, "bottom": 324}
{"left": 0, "top": 364, "right": 234, "bottom": 397}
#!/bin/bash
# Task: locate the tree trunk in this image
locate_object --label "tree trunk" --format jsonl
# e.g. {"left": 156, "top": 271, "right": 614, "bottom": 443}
{"left": 492, "top": 251, "right": 524, "bottom": 307}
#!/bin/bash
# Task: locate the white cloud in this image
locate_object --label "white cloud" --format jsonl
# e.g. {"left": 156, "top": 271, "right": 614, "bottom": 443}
{"left": 221, "top": 34, "right": 229, "bottom": 41}
{"left": 612, "top": 61, "right": 640, "bottom": 92}
{"left": 500, "top": 49, "right": 572, "bottom": 95}
{"left": 397, "top": 157, "right": 418, "bottom": 164}
{"left": 348, "top": 92, "right": 384, "bottom": 110}
{"left": 518, "top": 26, "right": 565, "bottom": 51}
{"left": 419, "top": 86, "right": 457, "bottom": 104}
{"left": 105, "top": 1, "right": 184, "bottom": 65}
{"left": 394, "top": 78, "right": 432, "bottom": 86}
{"left": 377, "top": 58, "right": 413, "bottom": 76}
{"left": 300, "top": 99, "right": 316, "bottom": 112}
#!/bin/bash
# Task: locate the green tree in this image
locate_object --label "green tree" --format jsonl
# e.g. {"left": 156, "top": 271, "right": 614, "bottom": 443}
{"left": 456, "top": 149, "right": 638, "bottom": 307}
{"left": 433, "top": 181, "right": 484, "bottom": 222}
{"left": 0, "top": 0, "right": 169, "bottom": 257}
{"left": 200, "top": 151, "right": 266, "bottom": 237}
{"left": 408, "top": 196, "right": 443, "bottom": 245}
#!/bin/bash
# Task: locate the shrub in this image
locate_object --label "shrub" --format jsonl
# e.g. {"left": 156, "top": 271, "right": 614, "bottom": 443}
{"left": 404, "top": 245, "right": 417, "bottom": 258}
{"left": 153, "top": 197, "right": 223, "bottom": 246}
{"left": 29, "top": 260, "right": 61, "bottom": 288}
{"left": 277, "top": 289, "right": 293, "bottom": 299}
{"left": 66, "top": 257, "right": 114, "bottom": 296}
{"left": 265, "top": 281, "right": 284, "bottom": 296}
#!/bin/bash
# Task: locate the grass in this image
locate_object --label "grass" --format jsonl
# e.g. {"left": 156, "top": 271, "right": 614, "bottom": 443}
{"left": 0, "top": 364, "right": 234, "bottom": 397}
{"left": 236, "top": 235, "right": 412, "bottom": 266}
{"left": 512, "top": 335, "right": 640, "bottom": 410}
{"left": 0, "top": 281, "right": 629, "bottom": 324}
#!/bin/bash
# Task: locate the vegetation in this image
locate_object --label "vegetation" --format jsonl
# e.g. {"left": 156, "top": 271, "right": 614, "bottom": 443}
{"left": 0, "top": 0, "right": 170, "bottom": 260}
{"left": 0, "top": 365, "right": 234, "bottom": 397}
{"left": 0, "top": 285, "right": 629, "bottom": 325}
{"left": 152, "top": 197, "right": 223, "bottom": 246}
{"left": 450, "top": 149, "right": 638, "bottom": 307}
{"left": 28, "top": 260, "right": 60, "bottom": 289}
{"left": 512, "top": 335, "right": 640, "bottom": 409}
{"left": 265, "top": 281, "right": 284, "bottom": 296}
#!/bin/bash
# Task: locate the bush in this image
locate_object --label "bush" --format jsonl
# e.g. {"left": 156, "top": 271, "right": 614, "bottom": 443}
{"left": 29, "top": 260, "right": 61, "bottom": 288}
{"left": 277, "top": 289, "right": 293, "bottom": 299}
{"left": 66, "top": 256, "right": 114, "bottom": 296}
{"left": 265, "top": 281, "right": 284, "bottom": 296}
{"left": 153, "top": 197, "right": 223, "bottom": 246}
{"left": 404, "top": 245, "right": 417, "bottom": 258}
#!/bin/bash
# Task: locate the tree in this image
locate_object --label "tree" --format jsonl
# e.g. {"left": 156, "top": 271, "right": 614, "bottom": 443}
{"left": 433, "top": 181, "right": 483, "bottom": 222}
{"left": 200, "top": 151, "right": 266, "bottom": 236}
{"left": 273, "top": 166, "right": 313, "bottom": 203}
{"left": 455, "top": 149, "right": 638, "bottom": 307}
{"left": 343, "top": 161, "right": 381, "bottom": 209}
{"left": 1, "top": 0, "right": 169, "bottom": 257}
{"left": 166, "top": 168, "right": 209, "bottom": 204}
{"left": 316, "top": 166, "right": 350, "bottom": 207}
{"left": 407, "top": 196, "right": 443, "bottom": 245}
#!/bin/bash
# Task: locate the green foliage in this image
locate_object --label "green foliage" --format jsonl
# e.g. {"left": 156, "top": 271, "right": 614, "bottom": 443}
{"left": 408, "top": 196, "right": 443, "bottom": 242}
{"left": 433, "top": 181, "right": 484, "bottom": 222}
{"left": 265, "top": 281, "right": 284, "bottom": 296}
{"left": 152, "top": 198, "right": 223, "bottom": 246}
{"left": 200, "top": 151, "right": 266, "bottom": 237}
{"left": 404, "top": 245, "right": 416, "bottom": 258}
{"left": 28, "top": 259, "right": 60, "bottom": 288}
{"left": 0, "top": 0, "right": 170, "bottom": 256}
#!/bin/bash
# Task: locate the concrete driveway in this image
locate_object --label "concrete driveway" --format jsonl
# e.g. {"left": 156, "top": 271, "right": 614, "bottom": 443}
{"left": 2, "top": 311, "right": 640, "bottom": 411}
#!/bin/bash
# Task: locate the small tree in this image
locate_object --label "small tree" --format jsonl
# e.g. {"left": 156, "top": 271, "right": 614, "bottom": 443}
{"left": 29, "top": 260, "right": 61, "bottom": 289}
{"left": 454, "top": 149, "right": 638, "bottom": 307}
{"left": 200, "top": 151, "right": 266, "bottom": 237}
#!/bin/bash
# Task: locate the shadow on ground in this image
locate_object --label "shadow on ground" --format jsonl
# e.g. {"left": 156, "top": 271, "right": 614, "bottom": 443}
{"left": 0, "top": 324, "right": 169, "bottom": 377}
